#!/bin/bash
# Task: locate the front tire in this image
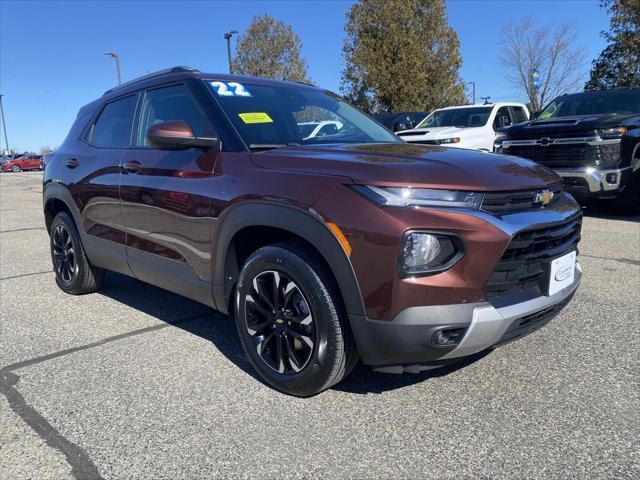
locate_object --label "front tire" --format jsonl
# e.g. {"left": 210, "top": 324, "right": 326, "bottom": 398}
{"left": 234, "top": 243, "right": 357, "bottom": 396}
{"left": 614, "top": 175, "right": 640, "bottom": 215}
{"left": 11, "top": 164, "right": 21, "bottom": 172}
{"left": 50, "top": 212, "right": 104, "bottom": 294}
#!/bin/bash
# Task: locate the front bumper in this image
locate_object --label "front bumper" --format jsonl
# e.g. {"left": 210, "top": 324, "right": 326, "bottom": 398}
{"left": 350, "top": 263, "right": 581, "bottom": 373}
{"left": 552, "top": 166, "right": 632, "bottom": 198}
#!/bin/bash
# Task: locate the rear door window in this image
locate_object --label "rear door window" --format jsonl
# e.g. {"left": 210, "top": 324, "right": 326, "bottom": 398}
{"left": 91, "top": 95, "right": 138, "bottom": 148}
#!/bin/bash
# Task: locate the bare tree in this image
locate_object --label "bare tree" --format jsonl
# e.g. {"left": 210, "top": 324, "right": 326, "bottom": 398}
{"left": 500, "top": 18, "right": 587, "bottom": 112}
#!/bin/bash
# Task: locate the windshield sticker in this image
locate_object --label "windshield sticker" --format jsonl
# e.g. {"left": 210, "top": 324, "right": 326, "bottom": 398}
{"left": 238, "top": 112, "right": 273, "bottom": 124}
{"left": 209, "top": 81, "right": 252, "bottom": 97}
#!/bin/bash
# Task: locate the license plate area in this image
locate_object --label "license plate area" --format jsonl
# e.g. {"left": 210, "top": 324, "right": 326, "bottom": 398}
{"left": 546, "top": 251, "right": 577, "bottom": 296}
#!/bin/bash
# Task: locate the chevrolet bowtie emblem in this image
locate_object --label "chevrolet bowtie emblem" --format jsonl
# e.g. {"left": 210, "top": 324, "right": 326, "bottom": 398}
{"left": 535, "top": 189, "right": 554, "bottom": 206}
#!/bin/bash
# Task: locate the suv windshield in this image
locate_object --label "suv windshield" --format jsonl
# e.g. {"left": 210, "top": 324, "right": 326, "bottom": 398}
{"left": 416, "top": 107, "right": 492, "bottom": 128}
{"left": 540, "top": 90, "right": 640, "bottom": 118}
{"left": 207, "top": 80, "right": 399, "bottom": 148}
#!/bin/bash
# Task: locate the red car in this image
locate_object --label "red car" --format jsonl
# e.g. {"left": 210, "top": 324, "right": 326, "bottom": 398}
{"left": 2, "top": 154, "right": 42, "bottom": 172}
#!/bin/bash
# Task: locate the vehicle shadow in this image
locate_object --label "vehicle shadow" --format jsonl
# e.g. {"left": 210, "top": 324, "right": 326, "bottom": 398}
{"left": 96, "top": 272, "right": 263, "bottom": 384}
{"left": 579, "top": 200, "right": 640, "bottom": 222}
{"left": 333, "top": 350, "right": 492, "bottom": 395}
{"left": 96, "top": 272, "right": 490, "bottom": 395}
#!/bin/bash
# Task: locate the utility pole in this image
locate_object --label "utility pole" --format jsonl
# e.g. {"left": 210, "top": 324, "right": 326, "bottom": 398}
{"left": 467, "top": 81, "right": 476, "bottom": 104}
{"left": 104, "top": 51, "right": 122, "bottom": 85}
{"left": 224, "top": 30, "right": 238, "bottom": 73}
{"left": 0, "top": 94, "right": 9, "bottom": 155}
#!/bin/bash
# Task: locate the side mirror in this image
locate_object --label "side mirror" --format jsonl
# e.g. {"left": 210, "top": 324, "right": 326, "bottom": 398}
{"left": 146, "top": 120, "right": 220, "bottom": 150}
{"left": 531, "top": 111, "right": 540, "bottom": 120}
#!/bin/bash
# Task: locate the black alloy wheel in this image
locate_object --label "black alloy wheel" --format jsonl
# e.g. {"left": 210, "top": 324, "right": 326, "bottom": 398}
{"left": 244, "top": 270, "right": 315, "bottom": 374}
{"left": 52, "top": 223, "right": 77, "bottom": 284}
{"left": 49, "top": 211, "right": 104, "bottom": 295}
{"left": 234, "top": 243, "right": 358, "bottom": 396}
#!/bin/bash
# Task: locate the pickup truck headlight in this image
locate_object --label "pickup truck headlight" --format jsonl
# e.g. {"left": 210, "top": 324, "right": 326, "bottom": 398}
{"left": 436, "top": 137, "right": 460, "bottom": 145}
{"left": 597, "top": 127, "right": 626, "bottom": 138}
{"left": 353, "top": 185, "right": 483, "bottom": 209}
{"left": 399, "top": 231, "right": 464, "bottom": 276}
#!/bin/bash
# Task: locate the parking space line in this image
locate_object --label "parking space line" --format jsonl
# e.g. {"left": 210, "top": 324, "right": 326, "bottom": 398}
{"left": 2, "top": 311, "right": 211, "bottom": 372}
{"left": 580, "top": 254, "right": 640, "bottom": 266}
{"left": 1, "top": 270, "right": 53, "bottom": 281}
{"left": 0, "top": 369, "right": 103, "bottom": 480}
{"left": 0, "top": 227, "right": 47, "bottom": 233}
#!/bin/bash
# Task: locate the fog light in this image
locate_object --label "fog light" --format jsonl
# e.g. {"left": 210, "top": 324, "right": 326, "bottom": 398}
{"left": 432, "top": 330, "right": 451, "bottom": 346}
{"left": 399, "top": 231, "right": 463, "bottom": 277}
{"left": 431, "top": 327, "right": 466, "bottom": 347}
{"left": 606, "top": 173, "right": 617, "bottom": 184}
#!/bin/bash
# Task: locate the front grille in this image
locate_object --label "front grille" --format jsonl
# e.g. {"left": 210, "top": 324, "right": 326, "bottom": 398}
{"left": 505, "top": 143, "right": 620, "bottom": 168}
{"left": 481, "top": 183, "right": 563, "bottom": 214}
{"left": 484, "top": 215, "right": 582, "bottom": 299}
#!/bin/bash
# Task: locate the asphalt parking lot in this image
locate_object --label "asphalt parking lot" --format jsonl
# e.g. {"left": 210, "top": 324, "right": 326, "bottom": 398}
{"left": 1, "top": 171, "right": 638, "bottom": 479}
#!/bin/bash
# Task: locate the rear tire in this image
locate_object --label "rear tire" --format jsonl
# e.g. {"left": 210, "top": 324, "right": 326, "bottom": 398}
{"left": 234, "top": 242, "right": 357, "bottom": 396}
{"left": 50, "top": 212, "right": 104, "bottom": 294}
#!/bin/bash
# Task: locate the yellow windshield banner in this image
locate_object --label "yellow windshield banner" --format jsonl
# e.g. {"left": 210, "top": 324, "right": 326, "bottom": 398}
{"left": 238, "top": 112, "right": 273, "bottom": 124}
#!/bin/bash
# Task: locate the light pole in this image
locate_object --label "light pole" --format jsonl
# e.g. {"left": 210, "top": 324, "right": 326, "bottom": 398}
{"left": 467, "top": 81, "right": 476, "bottom": 104}
{"left": 224, "top": 30, "right": 238, "bottom": 73}
{"left": 0, "top": 94, "right": 9, "bottom": 155}
{"left": 104, "top": 51, "right": 122, "bottom": 85}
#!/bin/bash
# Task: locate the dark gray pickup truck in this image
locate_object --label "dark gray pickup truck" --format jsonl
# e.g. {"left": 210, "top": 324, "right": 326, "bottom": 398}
{"left": 495, "top": 88, "right": 640, "bottom": 213}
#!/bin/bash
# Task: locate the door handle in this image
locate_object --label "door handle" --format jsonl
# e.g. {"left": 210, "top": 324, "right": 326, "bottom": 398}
{"left": 65, "top": 158, "right": 80, "bottom": 169}
{"left": 123, "top": 161, "right": 143, "bottom": 174}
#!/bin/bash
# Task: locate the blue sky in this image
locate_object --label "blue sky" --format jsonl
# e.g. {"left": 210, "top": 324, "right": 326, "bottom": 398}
{"left": 1, "top": 0, "right": 609, "bottom": 152}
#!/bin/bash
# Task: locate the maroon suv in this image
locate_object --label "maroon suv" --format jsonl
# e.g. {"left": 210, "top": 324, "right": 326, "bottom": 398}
{"left": 44, "top": 67, "right": 582, "bottom": 396}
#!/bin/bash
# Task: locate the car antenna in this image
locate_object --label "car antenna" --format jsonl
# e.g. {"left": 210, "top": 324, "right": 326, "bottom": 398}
{"left": 481, "top": 96, "right": 491, "bottom": 105}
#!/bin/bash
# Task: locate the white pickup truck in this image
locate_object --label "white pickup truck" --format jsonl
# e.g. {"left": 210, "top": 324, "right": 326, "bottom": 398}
{"left": 396, "top": 102, "right": 529, "bottom": 151}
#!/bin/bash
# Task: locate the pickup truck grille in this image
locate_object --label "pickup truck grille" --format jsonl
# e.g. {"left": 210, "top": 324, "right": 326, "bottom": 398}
{"left": 505, "top": 143, "right": 620, "bottom": 169}
{"left": 484, "top": 215, "right": 582, "bottom": 299}
{"left": 481, "top": 183, "right": 563, "bottom": 214}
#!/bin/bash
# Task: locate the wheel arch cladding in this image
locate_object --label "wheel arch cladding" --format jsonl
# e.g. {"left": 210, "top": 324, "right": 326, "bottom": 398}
{"left": 212, "top": 201, "right": 366, "bottom": 318}
{"left": 43, "top": 186, "right": 81, "bottom": 233}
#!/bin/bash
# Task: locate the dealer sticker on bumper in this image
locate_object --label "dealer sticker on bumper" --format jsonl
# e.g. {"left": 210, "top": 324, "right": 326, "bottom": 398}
{"left": 548, "top": 251, "right": 577, "bottom": 296}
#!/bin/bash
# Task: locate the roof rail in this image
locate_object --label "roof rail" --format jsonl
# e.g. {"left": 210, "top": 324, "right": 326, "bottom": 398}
{"left": 103, "top": 66, "right": 201, "bottom": 95}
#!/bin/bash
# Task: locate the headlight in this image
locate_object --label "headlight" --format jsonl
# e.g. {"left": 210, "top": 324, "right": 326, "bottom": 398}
{"left": 597, "top": 127, "right": 626, "bottom": 138}
{"left": 352, "top": 185, "right": 483, "bottom": 209}
{"left": 399, "top": 231, "right": 464, "bottom": 276}
{"left": 437, "top": 137, "right": 460, "bottom": 144}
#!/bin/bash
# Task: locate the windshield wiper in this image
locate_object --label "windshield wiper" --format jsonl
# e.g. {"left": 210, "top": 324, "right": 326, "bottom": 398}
{"left": 249, "top": 143, "right": 299, "bottom": 151}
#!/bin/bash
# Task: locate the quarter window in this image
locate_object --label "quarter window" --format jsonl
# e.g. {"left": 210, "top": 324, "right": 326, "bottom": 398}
{"left": 91, "top": 95, "right": 137, "bottom": 148}
{"left": 511, "top": 107, "right": 528, "bottom": 123}
{"left": 136, "top": 84, "right": 211, "bottom": 147}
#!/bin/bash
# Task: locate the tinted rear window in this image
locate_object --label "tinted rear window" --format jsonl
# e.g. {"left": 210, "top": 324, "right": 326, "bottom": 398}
{"left": 91, "top": 95, "right": 137, "bottom": 147}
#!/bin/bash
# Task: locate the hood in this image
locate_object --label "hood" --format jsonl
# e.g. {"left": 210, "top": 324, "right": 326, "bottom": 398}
{"left": 251, "top": 143, "right": 559, "bottom": 191}
{"left": 398, "top": 126, "right": 477, "bottom": 139}
{"left": 504, "top": 113, "right": 639, "bottom": 138}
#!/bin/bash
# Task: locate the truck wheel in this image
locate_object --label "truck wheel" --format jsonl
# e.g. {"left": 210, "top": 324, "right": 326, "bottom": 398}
{"left": 11, "top": 165, "right": 21, "bottom": 172}
{"left": 50, "top": 212, "right": 104, "bottom": 294}
{"left": 235, "top": 242, "right": 357, "bottom": 396}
